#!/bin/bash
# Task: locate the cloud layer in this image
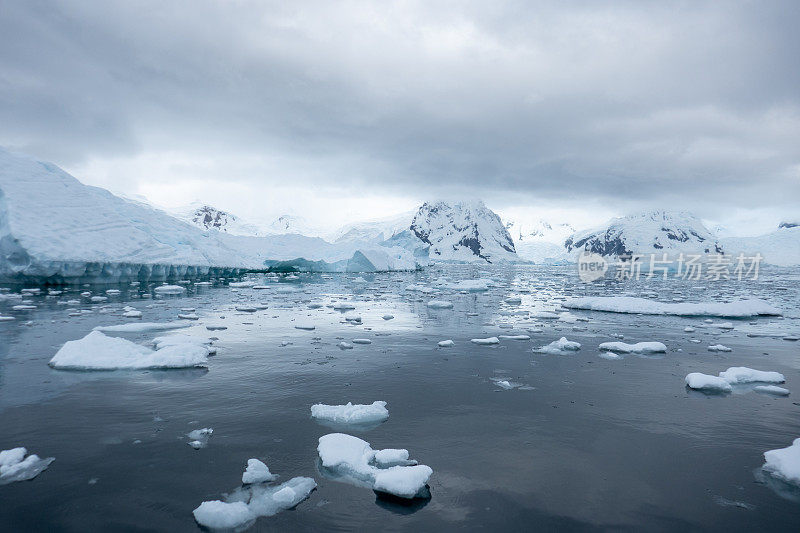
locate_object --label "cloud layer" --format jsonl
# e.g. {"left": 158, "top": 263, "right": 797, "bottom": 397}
{"left": 1, "top": 0, "right": 798, "bottom": 225}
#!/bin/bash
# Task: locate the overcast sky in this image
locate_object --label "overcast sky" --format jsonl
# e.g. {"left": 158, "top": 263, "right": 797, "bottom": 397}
{"left": 1, "top": 0, "right": 798, "bottom": 234}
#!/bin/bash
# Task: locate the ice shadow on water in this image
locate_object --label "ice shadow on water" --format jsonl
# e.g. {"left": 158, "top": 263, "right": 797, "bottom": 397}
{"left": 754, "top": 467, "right": 800, "bottom": 503}
{"left": 685, "top": 387, "right": 731, "bottom": 398}
{"left": 316, "top": 460, "right": 432, "bottom": 515}
{"left": 374, "top": 490, "right": 431, "bottom": 514}
{"left": 311, "top": 419, "right": 387, "bottom": 433}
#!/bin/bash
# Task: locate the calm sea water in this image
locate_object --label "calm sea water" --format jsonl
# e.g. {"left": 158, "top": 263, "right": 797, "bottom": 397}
{"left": 1, "top": 264, "right": 799, "bottom": 532}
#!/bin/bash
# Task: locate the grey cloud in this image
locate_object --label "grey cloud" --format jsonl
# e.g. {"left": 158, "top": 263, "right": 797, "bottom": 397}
{"left": 0, "top": 0, "right": 798, "bottom": 217}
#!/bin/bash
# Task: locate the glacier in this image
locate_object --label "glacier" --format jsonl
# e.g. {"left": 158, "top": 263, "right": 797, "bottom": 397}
{"left": 0, "top": 147, "right": 419, "bottom": 283}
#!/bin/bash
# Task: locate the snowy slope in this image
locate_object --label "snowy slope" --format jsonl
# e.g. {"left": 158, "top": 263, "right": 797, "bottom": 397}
{"left": 409, "top": 200, "right": 517, "bottom": 263}
{"left": 0, "top": 147, "right": 418, "bottom": 281}
{"left": 171, "top": 202, "right": 266, "bottom": 236}
{"left": 266, "top": 215, "right": 322, "bottom": 237}
{"left": 503, "top": 218, "right": 575, "bottom": 263}
{"left": 331, "top": 211, "right": 415, "bottom": 244}
{"left": 721, "top": 224, "right": 800, "bottom": 266}
{"left": 565, "top": 211, "right": 723, "bottom": 259}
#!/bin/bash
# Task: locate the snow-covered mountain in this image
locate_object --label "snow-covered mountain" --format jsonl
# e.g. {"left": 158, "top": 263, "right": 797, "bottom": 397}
{"left": 503, "top": 218, "right": 575, "bottom": 263}
{"left": 721, "top": 223, "right": 800, "bottom": 267}
{"left": 266, "top": 214, "right": 321, "bottom": 236}
{"left": 565, "top": 211, "right": 723, "bottom": 259}
{"left": 171, "top": 202, "right": 266, "bottom": 237}
{"left": 504, "top": 219, "right": 576, "bottom": 243}
{"left": 0, "top": 147, "right": 418, "bottom": 282}
{"left": 408, "top": 200, "right": 517, "bottom": 263}
{"left": 331, "top": 211, "right": 415, "bottom": 244}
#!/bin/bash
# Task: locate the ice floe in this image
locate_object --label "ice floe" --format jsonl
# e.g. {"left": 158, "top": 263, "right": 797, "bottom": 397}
{"left": 0, "top": 447, "right": 55, "bottom": 485}
{"left": 444, "top": 279, "right": 493, "bottom": 291}
{"left": 598, "top": 341, "right": 667, "bottom": 354}
{"left": 311, "top": 401, "right": 389, "bottom": 430}
{"left": 94, "top": 321, "right": 191, "bottom": 333}
{"left": 471, "top": 337, "right": 500, "bottom": 345}
{"left": 685, "top": 373, "right": 732, "bottom": 393}
{"left": 317, "top": 433, "right": 432, "bottom": 499}
{"left": 762, "top": 438, "right": 800, "bottom": 486}
{"left": 564, "top": 296, "right": 781, "bottom": 317}
{"left": 427, "top": 300, "right": 454, "bottom": 309}
{"left": 187, "top": 428, "right": 213, "bottom": 449}
{"left": 154, "top": 285, "right": 186, "bottom": 295}
{"left": 534, "top": 337, "right": 581, "bottom": 355}
{"left": 49, "top": 330, "right": 208, "bottom": 370}
{"left": 242, "top": 459, "right": 278, "bottom": 484}
{"left": 718, "top": 367, "right": 785, "bottom": 384}
{"left": 707, "top": 344, "right": 732, "bottom": 352}
{"left": 438, "top": 340, "right": 454, "bottom": 347}
{"left": 194, "top": 466, "right": 316, "bottom": 529}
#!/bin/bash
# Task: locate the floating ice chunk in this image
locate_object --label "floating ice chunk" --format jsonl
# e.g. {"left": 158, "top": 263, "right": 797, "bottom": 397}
{"left": 444, "top": 279, "right": 493, "bottom": 291}
{"left": 498, "top": 334, "right": 530, "bottom": 340}
{"left": 242, "top": 459, "right": 278, "bottom": 484}
{"left": 763, "top": 438, "right": 800, "bottom": 486}
{"left": 406, "top": 284, "right": 434, "bottom": 293}
{"left": 598, "top": 351, "right": 622, "bottom": 360}
{"left": 193, "top": 500, "right": 254, "bottom": 530}
{"left": 564, "top": 297, "right": 781, "bottom": 317}
{"left": 534, "top": 337, "right": 581, "bottom": 354}
{"left": 708, "top": 344, "right": 732, "bottom": 352}
{"left": 0, "top": 447, "right": 55, "bottom": 485}
{"left": 235, "top": 477, "right": 317, "bottom": 518}
{"left": 154, "top": 285, "right": 186, "bottom": 295}
{"left": 504, "top": 296, "right": 522, "bottom": 305}
{"left": 317, "top": 433, "right": 432, "bottom": 499}
{"left": 715, "top": 322, "right": 735, "bottom": 330}
{"left": 0, "top": 316, "right": 14, "bottom": 321}
{"left": 754, "top": 385, "right": 790, "bottom": 396}
{"left": 374, "top": 449, "right": 413, "bottom": 467}
{"left": 684, "top": 326, "right": 695, "bottom": 332}
{"left": 373, "top": 465, "right": 434, "bottom": 499}
{"left": 438, "top": 340, "right": 454, "bottom": 347}
{"left": 719, "top": 367, "right": 785, "bottom": 384}
{"left": 529, "top": 311, "right": 560, "bottom": 319}
{"left": 294, "top": 324, "right": 316, "bottom": 330}
{"left": 94, "top": 321, "right": 191, "bottom": 333}
{"left": 333, "top": 303, "right": 356, "bottom": 311}
{"left": 229, "top": 281, "right": 256, "bottom": 288}
{"left": 471, "top": 337, "right": 500, "bottom": 345}
{"left": 598, "top": 341, "right": 667, "bottom": 354}
{"left": 352, "top": 338, "right": 372, "bottom": 345}
{"left": 187, "top": 428, "right": 213, "bottom": 449}
{"left": 235, "top": 306, "right": 257, "bottom": 312}
{"left": 49, "top": 331, "right": 208, "bottom": 370}
{"left": 427, "top": 300, "right": 454, "bottom": 309}
{"left": 311, "top": 401, "right": 389, "bottom": 426}
{"left": 122, "top": 309, "right": 142, "bottom": 318}
{"left": 344, "top": 313, "right": 362, "bottom": 323}
{"left": 685, "top": 373, "right": 732, "bottom": 392}
{"left": 177, "top": 313, "right": 199, "bottom": 320}
{"left": 382, "top": 314, "right": 394, "bottom": 320}
{"left": 338, "top": 342, "right": 353, "bottom": 350}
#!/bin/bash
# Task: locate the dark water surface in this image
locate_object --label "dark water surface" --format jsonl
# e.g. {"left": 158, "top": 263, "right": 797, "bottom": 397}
{"left": 1, "top": 265, "right": 800, "bottom": 531}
